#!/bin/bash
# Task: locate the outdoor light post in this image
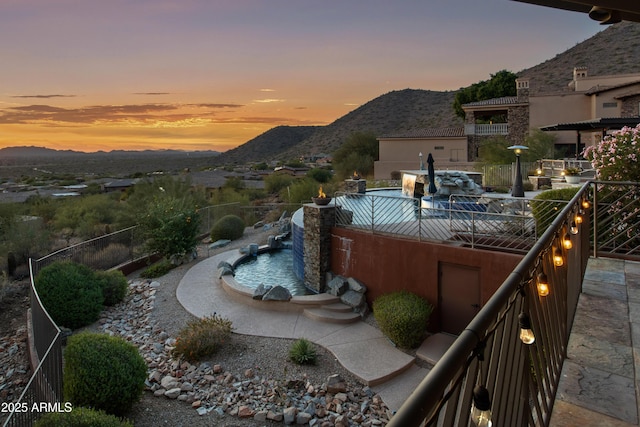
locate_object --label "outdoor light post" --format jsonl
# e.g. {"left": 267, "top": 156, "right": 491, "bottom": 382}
{"left": 508, "top": 145, "right": 528, "bottom": 197}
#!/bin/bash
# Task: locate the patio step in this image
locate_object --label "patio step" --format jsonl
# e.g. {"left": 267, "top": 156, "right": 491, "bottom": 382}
{"left": 303, "top": 306, "right": 361, "bottom": 324}
{"left": 321, "top": 302, "right": 354, "bottom": 313}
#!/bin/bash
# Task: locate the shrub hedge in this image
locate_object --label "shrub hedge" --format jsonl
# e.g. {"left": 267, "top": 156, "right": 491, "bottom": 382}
{"left": 34, "top": 407, "right": 133, "bottom": 427}
{"left": 96, "top": 270, "right": 129, "bottom": 306}
{"left": 210, "top": 214, "right": 245, "bottom": 242}
{"left": 173, "top": 314, "right": 233, "bottom": 362}
{"left": 373, "top": 291, "right": 433, "bottom": 349}
{"left": 530, "top": 187, "right": 580, "bottom": 233}
{"left": 63, "top": 332, "right": 147, "bottom": 417}
{"left": 35, "top": 262, "right": 104, "bottom": 329}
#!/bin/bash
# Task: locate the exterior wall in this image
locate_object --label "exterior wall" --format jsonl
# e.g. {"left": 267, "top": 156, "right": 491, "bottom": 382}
{"left": 573, "top": 73, "right": 640, "bottom": 92}
{"left": 622, "top": 95, "right": 640, "bottom": 116}
{"left": 507, "top": 105, "right": 529, "bottom": 145}
{"left": 330, "top": 228, "right": 522, "bottom": 331}
{"left": 529, "top": 93, "right": 591, "bottom": 147}
{"left": 375, "top": 136, "right": 469, "bottom": 179}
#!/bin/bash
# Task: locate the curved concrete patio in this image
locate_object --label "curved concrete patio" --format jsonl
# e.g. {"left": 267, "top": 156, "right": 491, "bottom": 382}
{"left": 176, "top": 248, "right": 428, "bottom": 411}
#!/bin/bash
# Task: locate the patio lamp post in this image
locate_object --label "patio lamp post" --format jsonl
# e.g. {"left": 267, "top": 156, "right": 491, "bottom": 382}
{"left": 508, "top": 145, "right": 528, "bottom": 198}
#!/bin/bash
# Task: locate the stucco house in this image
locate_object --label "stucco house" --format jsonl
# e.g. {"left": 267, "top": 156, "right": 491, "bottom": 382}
{"left": 374, "top": 67, "right": 640, "bottom": 180}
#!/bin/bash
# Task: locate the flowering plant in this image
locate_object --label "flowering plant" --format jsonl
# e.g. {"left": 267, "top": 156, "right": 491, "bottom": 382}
{"left": 562, "top": 167, "right": 581, "bottom": 176}
{"left": 583, "top": 124, "right": 640, "bottom": 182}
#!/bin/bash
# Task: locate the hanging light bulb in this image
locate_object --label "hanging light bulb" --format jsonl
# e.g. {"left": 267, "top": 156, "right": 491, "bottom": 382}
{"left": 570, "top": 220, "right": 578, "bottom": 235}
{"left": 553, "top": 247, "right": 564, "bottom": 267}
{"left": 562, "top": 232, "right": 573, "bottom": 250}
{"left": 471, "top": 385, "right": 493, "bottom": 427}
{"left": 537, "top": 271, "right": 550, "bottom": 295}
{"left": 519, "top": 312, "right": 535, "bottom": 344}
{"left": 575, "top": 210, "right": 584, "bottom": 224}
{"left": 582, "top": 199, "right": 591, "bottom": 209}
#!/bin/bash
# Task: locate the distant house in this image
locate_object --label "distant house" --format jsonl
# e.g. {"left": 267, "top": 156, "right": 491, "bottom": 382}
{"left": 102, "top": 178, "right": 139, "bottom": 193}
{"left": 273, "top": 166, "right": 309, "bottom": 177}
{"left": 374, "top": 66, "right": 640, "bottom": 179}
{"left": 374, "top": 128, "right": 468, "bottom": 180}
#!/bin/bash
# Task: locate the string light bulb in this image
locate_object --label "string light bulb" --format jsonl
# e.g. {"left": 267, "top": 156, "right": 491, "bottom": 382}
{"left": 471, "top": 385, "right": 493, "bottom": 427}
{"left": 582, "top": 199, "right": 591, "bottom": 209}
{"left": 553, "top": 247, "right": 564, "bottom": 267}
{"left": 562, "top": 232, "right": 573, "bottom": 250}
{"left": 519, "top": 312, "right": 535, "bottom": 344}
{"left": 575, "top": 210, "right": 583, "bottom": 224}
{"left": 537, "top": 271, "right": 550, "bottom": 295}
{"left": 570, "top": 220, "right": 579, "bottom": 235}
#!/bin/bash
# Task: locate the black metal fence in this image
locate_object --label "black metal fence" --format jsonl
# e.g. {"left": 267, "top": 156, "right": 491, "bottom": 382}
{"left": 2, "top": 262, "right": 63, "bottom": 427}
{"left": 385, "top": 182, "right": 608, "bottom": 426}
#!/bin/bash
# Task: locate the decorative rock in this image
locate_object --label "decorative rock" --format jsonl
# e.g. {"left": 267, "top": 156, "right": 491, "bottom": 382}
{"left": 283, "top": 406, "right": 297, "bottom": 425}
{"left": 262, "top": 285, "right": 292, "bottom": 301}
{"left": 218, "top": 266, "right": 234, "bottom": 278}
{"left": 238, "top": 405, "right": 254, "bottom": 418}
{"left": 164, "top": 388, "right": 181, "bottom": 399}
{"left": 253, "top": 283, "right": 272, "bottom": 300}
{"left": 347, "top": 277, "right": 367, "bottom": 293}
{"left": 327, "top": 277, "right": 348, "bottom": 296}
{"left": 210, "top": 239, "right": 231, "bottom": 249}
{"left": 327, "top": 374, "right": 347, "bottom": 393}
{"left": 341, "top": 290, "right": 365, "bottom": 308}
{"left": 267, "top": 410, "right": 284, "bottom": 421}
{"left": 161, "top": 376, "right": 180, "bottom": 389}
{"left": 254, "top": 410, "right": 268, "bottom": 421}
{"left": 296, "top": 412, "right": 312, "bottom": 424}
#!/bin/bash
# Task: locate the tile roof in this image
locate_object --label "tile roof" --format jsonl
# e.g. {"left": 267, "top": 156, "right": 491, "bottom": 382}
{"left": 380, "top": 127, "right": 465, "bottom": 139}
{"left": 462, "top": 96, "right": 520, "bottom": 107}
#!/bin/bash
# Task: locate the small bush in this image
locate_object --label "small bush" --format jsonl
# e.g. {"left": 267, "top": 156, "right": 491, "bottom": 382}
{"left": 373, "top": 291, "right": 433, "bottom": 349}
{"left": 530, "top": 187, "right": 580, "bottom": 233}
{"left": 173, "top": 314, "right": 233, "bottom": 362}
{"left": 289, "top": 338, "right": 317, "bottom": 365}
{"left": 210, "top": 214, "right": 245, "bottom": 242}
{"left": 64, "top": 332, "right": 147, "bottom": 416}
{"left": 140, "top": 258, "right": 175, "bottom": 278}
{"left": 96, "top": 270, "right": 129, "bottom": 306}
{"left": 34, "top": 407, "right": 133, "bottom": 427}
{"left": 35, "top": 261, "right": 104, "bottom": 329}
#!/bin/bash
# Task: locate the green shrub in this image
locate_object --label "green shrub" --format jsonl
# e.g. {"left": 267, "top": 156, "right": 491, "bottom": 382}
{"left": 64, "top": 333, "right": 147, "bottom": 416}
{"left": 35, "top": 261, "right": 104, "bottom": 329}
{"left": 373, "top": 291, "right": 433, "bottom": 349}
{"left": 140, "top": 258, "right": 175, "bottom": 278}
{"left": 289, "top": 338, "right": 317, "bottom": 365}
{"left": 96, "top": 270, "right": 129, "bottom": 306}
{"left": 210, "top": 214, "right": 245, "bottom": 242}
{"left": 530, "top": 187, "right": 580, "bottom": 233}
{"left": 173, "top": 314, "right": 233, "bottom": 362}
{"left": 34, "top": 407, "right": 133, "bottom": 427}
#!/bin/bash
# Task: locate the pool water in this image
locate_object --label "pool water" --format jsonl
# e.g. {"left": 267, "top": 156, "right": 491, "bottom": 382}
{"left": 233, "top": 249, "right": 310, "bottom": 296}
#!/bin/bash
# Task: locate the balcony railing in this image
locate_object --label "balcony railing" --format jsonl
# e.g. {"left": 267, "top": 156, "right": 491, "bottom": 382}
{"left": 465, "top": 123, "right": 509, "bottom": 136}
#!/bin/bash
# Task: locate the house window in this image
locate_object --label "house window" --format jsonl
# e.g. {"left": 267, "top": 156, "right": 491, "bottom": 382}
{"left": 435, "top": 146, "right": 444, "bottom": 150}
{"left": 603, "top": 102, "right": 617, "bottom": 108}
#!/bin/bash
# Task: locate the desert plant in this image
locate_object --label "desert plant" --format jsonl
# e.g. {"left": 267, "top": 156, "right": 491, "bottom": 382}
{"left": 140, "top": 258, "right": 175, "bottom": 278}
{"left": 210, "top": 214, "right": 245, "bottom": 241}
{"left": 289, "top": 338, "right": 317, "bottom": 365}
{"left": 95, "top": 269, "right": 129, "bottom": 306}
{"left": 34, "top": 407, "right": 133, "bottom": 427}
{"left": 64, "top": 332, "right": 147, "bottom": 417}
{"left": 34, "top": 261, "right": 104, "bottom": 329}
{"left": 173, "top": 313, "right": 233, "bottom": 361}
{"left": 530, "top": 187, "right": 580, "bottom": 233}
{"left": 562, "top": 167, "right": 581, "bottom": 176}
{"left": 373, "top": 291, "right": 433, "bottom": 349}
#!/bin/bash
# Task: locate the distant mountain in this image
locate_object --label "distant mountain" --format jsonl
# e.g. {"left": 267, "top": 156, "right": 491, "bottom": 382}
{"left": 0, "top": 146, "right": 220, "bottom": 159}
{"left": 211, "top": 125, "right": 319, "bottom": 166}
{"left": 213, "top": 21, "right": 640, "bottom": 165}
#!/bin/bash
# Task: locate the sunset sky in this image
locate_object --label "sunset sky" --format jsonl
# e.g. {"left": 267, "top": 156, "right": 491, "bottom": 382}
{"left": 0, "top": 0, "right": 603, "bottom": 153}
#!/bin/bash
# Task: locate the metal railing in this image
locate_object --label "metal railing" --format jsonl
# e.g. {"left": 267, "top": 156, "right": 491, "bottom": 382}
{"left": 592, "top": 181, "right": 640, "bottom": 260}
{"left": 387, "top": 184, "right": 591, "bottom": 427}
{"left": 2, "top": 262, "right": 63, "bottom": 427}
{"left": 334, "top": 192, "right": 569, "bottom": 254}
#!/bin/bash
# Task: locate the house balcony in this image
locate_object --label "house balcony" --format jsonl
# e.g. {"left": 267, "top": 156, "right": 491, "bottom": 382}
{"left": 464, "top": 123, "right": 509, "bottom": 136}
